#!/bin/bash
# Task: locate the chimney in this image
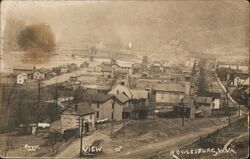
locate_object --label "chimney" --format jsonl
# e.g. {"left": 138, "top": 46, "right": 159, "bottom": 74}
{"left": 185, "top": 82, "right": 191, "bottom": 96}
{"left": 184, "top": 76, "right": 191, "bottom": 96}
{"left": 75, "top": 104, "right": 78, "bottom": 111}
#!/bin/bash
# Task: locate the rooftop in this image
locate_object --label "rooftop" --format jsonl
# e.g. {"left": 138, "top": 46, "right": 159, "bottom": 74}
{"left": 153, "top": 83, "right": 185, "bottom": 93}
{"left": 130, "top": 89, "right": 148, "bottom": 99}
{"left": 62, "top": 102, "right": 95, "bottom": 116}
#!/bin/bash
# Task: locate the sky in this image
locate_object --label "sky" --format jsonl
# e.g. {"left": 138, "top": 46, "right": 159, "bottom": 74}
{"left": 1, "top": 0, "right": 249, "bottom": 56}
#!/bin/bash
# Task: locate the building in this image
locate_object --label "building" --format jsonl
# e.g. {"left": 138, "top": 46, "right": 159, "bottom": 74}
{"left": 90, "top": 93, "right": 130, "bottom": 121}
{"left": 33, "top": 69, "right": 46, "bottom": 79}
{"left": 150, "top": 63, "right": 162, "bottom": 74}
{"left": 12, "top": 66, "right": 35, "bottom": 79}
{"left": 101, "top": 64, "right": 113, "bottom": 78}
{"left": 129, "top": 89, "right": 149, "bottom": 119}
{"left": 108, "top": 84, "right": 132, "bottom": 99}
{"left": 60, "top": 102, "right": 95, "bottom": 135}
{"left": 112, "top": 62, "right": 133, "bottom": 74}
{"left": 154, "top": 83, "right": 185, "bottom": 105}
{"left": 17, "top": 73, "right": 28, "bottom": 85}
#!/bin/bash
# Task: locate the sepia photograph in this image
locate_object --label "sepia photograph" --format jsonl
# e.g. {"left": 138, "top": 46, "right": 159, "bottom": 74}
{"left": 0, "top": 0, "right": 249, "bottom": 158}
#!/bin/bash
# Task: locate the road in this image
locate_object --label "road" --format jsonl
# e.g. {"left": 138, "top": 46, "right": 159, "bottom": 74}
{"left": 99, "top": 124, "right": 227, "bottom": 159}
{"left": 54, "top": 121, "right": 126, "bottom": 157}
{"left": 55, "top": 131, "right": 110, "bottom": 157}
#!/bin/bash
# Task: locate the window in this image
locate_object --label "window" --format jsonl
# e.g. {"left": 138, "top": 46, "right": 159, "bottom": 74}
{"left": 161, "top": 93, "right": 164, "bottom": 99}
{"left": 112, "top": 102, "right": 115, "bottom": 109}
{"left": 111, "top": 112, "right": 114, "bottom": 119}
{"left": 90, "top": 114, "right": 92, "bottom": 119}
{"left": 97, "top": 102, "right": 100, "bottom": 108}
{"left": 117, "top": 90, "right": 119, "bottom": 94}
{"left": 96, "top": 112, "right": 99, "bottom": 118}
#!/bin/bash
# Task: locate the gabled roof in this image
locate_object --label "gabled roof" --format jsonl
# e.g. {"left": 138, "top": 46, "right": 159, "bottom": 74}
{"left": 153, "top": 83, "right": 185, "bottom": 93}
{"left": 101, "top": 64, "right": 113, "bottom": 72}
{"left": 130, "top": 90, "right": 148, "bottom": 99}
{"left": 242, "top": 77, "right": 249, "bottom": 86}
{"left": 62, "top": 102, "right": 95, "bottom": 116}
{"left": 108, "top": 84, "right": 133, "bottom": 98}
{"left": 114, "top": 94, "right": 130, "bottom": 104}
{"left": 17, "top": 72, "right": 28, "bottom": 76}
{"left": 195, "top": 96, "right": 213, "bottom": 104}
{"left": 116, "top": 62, "right": 133, "bottom": 68}
{"left": 89, "top": 93, "right": 113, "bottom": 103}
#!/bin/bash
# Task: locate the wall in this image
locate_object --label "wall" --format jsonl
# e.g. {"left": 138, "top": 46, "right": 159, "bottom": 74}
{"left": 80, "top": 114, "right": 95, "bottom": 132}
{"left": 34, "top": 71, "right": 45, "bottom": 79}
{"left": 91, "top": 99, "right": 123, "bottom": 121}
{"left": 156, "top": 91, "right": 184, "bottom": 103}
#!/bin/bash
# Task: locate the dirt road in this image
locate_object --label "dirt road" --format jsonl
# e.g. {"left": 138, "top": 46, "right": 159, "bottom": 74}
{"left": 101, "top": 124, "right": 227, "bottom": 159}
{"left": 55, "top": 132, "right": 110, "bottom": 157}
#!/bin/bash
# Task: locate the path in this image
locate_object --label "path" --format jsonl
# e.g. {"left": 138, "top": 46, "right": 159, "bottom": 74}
{"left": 99, "top": 124, "right": 227, "bottom": 159}
{"left": 55, "top": 132, "right": 110, "bottom": 157}
{"left": 54, "top": 121, "right": 126, "bottom": 157}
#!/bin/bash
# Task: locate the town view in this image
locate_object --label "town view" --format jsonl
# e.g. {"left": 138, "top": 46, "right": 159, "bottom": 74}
{"left": 0, "top": 1, "right": 249, "bottom": 159}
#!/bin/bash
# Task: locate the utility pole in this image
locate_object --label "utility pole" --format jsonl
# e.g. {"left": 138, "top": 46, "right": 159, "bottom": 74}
{"left": 181, "top": 98, "right": 185, "bottom": 127}
{"left": 37, "top": 79, "right": 41, "bottom": 108}
{"left": 80, "top": 118, "right": 84, "bottom": 157}
{"left": 226, "top": 84, "right": 231, "bottom": 125}
{"left": 111, "top": 101, "right": 114, "bottom": 136}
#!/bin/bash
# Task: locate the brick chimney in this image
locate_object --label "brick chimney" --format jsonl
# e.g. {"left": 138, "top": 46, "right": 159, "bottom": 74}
{"left": 75, "top": 104, "right": 78, "bottom": 111}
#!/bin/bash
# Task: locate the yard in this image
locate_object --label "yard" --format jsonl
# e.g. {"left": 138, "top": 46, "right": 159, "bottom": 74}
{"left": 0, "top": 131, "right": 51, "bottom": 157}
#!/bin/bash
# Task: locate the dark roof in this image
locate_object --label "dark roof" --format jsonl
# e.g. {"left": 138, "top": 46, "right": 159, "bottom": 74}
{"left": 153, "top": 83, "right": 185, "bottom": 93}
{"left": 101, "top": 64, "right": 113, "bottom": 72}
{"left": 195, "top": 96, "right": 213, "bottom": 104}
{"left": 114, "top": 94, "right": 130, "bottom": 104}
{"left": 62, "top": 102, "right": 95, "bottom": 116}
{"left": 89, "top": 93, "right": 113, "bottom": 103}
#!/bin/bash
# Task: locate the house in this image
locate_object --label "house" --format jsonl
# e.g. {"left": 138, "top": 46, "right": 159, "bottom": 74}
{"left": 52, "top": 67, "right": 61, "bottom": 76}
{"left": 60, "top": 102, "right": 95, "bottom": 135}
{"left": 33, "top": 69, "right": 47, "bottom": 79}
{"left": 195, "top": 96, "right": 213, "bottom": 117}
{"left": 80, "top": 61, "right": 89, "bottom": 68}
{"left": 101, "top": 64, "right": 113, "bottom": 78}
{"left": 108, "top": 84, "right": 132, "bottom": 99}
{"left": 17, "top": 73, "right": 28, "bottom": 85}
{"left": 129, "top": 89, "right": 149, "bottom": 119}
{"left": 211, "top": 93, "right": 221, "bottom": 109}
{"left": 195, "top": 96, "right": 213, "bottom": 107}
{"left": 150, "top": 63, "right": 162, "bottom": 73}
{"left": 114, "top": 62, "right": 133, "bottom": 74}
{"left": 153, "top": 83, "right": 186, "bottom": 105}
{"left": 13, "top": 66, "right": 35, "bottom": 75}
{"left": 67, "top": 63, "right": 78, "bottom": 72}
{"left": 13, "top": 66, "right": 35, "bottom": 79}
{"left": 155, "top": 95, "right": 196, "bottom": 119}
{"left": 59, "top": 65, "right": 68, "bottom": 73}
{"left": 89, "top": 93, "right": 130, "bottom": 121}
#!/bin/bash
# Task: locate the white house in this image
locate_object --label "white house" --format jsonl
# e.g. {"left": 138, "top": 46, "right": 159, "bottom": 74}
{"left": 60, "top": 102, "right": 95, "bottom": 135}
{"left": 33, "top": 70, "right": 46, "bottom": 79}
{"left": 17, "top": 73, "right": 28, "bottom": 85}
{"left": 108, "top": 84, "right": 132, "bottom": 99}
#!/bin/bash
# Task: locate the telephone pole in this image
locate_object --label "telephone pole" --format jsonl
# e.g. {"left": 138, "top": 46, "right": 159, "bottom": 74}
{"left": 180, "top": 98, "right": 185, "bottom": 127}
{"left": 37, "top": 79, "right": 41, "bottom": 108}
{"left": 80, "top": 118, "right": 84, "bottom": 157}
{"left": 226, "top": 84, "right": 231, "bottom": 125}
